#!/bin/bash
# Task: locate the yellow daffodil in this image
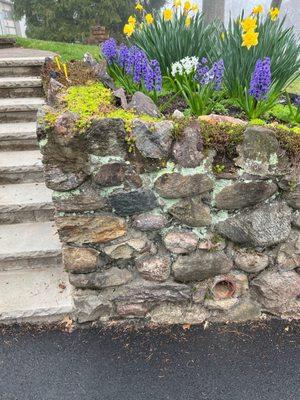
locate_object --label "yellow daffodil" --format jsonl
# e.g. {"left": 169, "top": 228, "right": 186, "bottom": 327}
{"left": 241, "top": 17, "right": 257, "bottom": 32}
{"left": 128, "top": 15, "right": 136, "bottom": 25}
{"left": 124, "top": 23, "right": 135, "bottom": 37}
{"left": 135, "top": 3, "right": 143, "bottom": 12}
{"left": 252, "top": 5, "right": 264, "bottom": 14}
{"left": 163, "top": 8, "right": 173, "bottom": 21}
{"left": 173, "top": 0, "right": 181, "bottom": 7}
{"left": 191, "top": 4, "right": 199, "bottom": 12}
{"left": 184, "top": 1, "right": 191, "bottom": 13}
{"left": 269, "top": 7, "right": 280, "bottom": 21}
{"left": 145, "top": 13, "right": 154, "bottom": 24}
{"left": 242, "top": 30, "right": 259, "bottom": 49}
{"left": 185, "top": 15, "right": 191, "bottom": 27}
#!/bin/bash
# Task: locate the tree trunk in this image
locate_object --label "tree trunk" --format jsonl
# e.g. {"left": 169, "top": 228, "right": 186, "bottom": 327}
{"left": 202, "top": 0, "right": 225, "bottom": 24}
{"left": 271, "top": 0, "right": 283, "bottom": 8}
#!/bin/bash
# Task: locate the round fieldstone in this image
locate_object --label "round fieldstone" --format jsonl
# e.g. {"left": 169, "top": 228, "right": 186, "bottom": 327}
{"left": 163, "top": 230, "right": 199, "bottom": 254}
{"left": 136, "top": 255, "right": 171, "bottom": 282}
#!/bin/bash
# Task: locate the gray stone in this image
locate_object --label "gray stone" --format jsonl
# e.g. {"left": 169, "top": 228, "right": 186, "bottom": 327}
{"left": 109, "top": 189, "right": 158, "bottom": 216}
{"left": 136, "top": 255, "right": 171, "bottom": 282}
{"left": 132, "top": 119, "right": 174, "bottom": 159}
{"left": 172, "top": 110, "right": 184, "bottom": 119}
{"left": 150, "top": 304, "right": 209, "bottom": 324}
{"left": 215, "top": 181, "right": 277, "bottom": 210}
{"left": 104, "top": 236, "right": 154, "bottom": 260}
{"left": 47, "top": 78, "right": 64, "bottom": 106}
{"left": 44, "top": 164, "right": 89, "bottom": 191}
{"left": 63, "top": 246, "right": 99, "bottom": 273}
{"left": 70, "top": 267, "right": 133, "bottom": 289}
{"left": 73, "top": 289, "right": 114, "bottom": 323}
{"left": 277, "top": 230, "right": 300, "bottom": 271}
{"left": 292, "top": 212, "right": 300, "bottom": 228}
{"left": 86, "top": 118, "right": 127, "bottom": 157}
{"left": 93, "top": 162, "right": 141, "bottom": 188}
{"left": 235, "top": 126, "right": 280, "bottom": 176}
{"left": 173, "top": 250, "right": 233, "bottom": 283}
{"left": 154, "top": 173, "right": 213, "bottom": 199}
{"left": 169, "top": 197, "right": 212, "bottom": 227}
{"left": 205, "top": 298, "right": 239, "bottom": 311}
{"left": 210, "top": 297, "right": 262, "bottom": 322}
{"left": 132, "top": 213, "right": 168, "bottom": 231}
{"left": 251, "top": 270, "right": 300, "bottom": 318}
{"left": 285, "top": 184, "right": 300, "bottom": 210}
{"left": 172, "top": 121, "right": 204, "bottom": 167}
{"left": 116, "top": 303, "right": 149, "bottom": 317}
{"left": 128, "top": 92, "right": 161, "bottom": 118}
{"left": 163, "top": 230, "right": 198, "bottom": 254}
{"left": 216, "top": 203, "right": 292, "bottom": 247}
{"left": 113, "top": 88, "right": 128, "bottom": 109}
{"left": 84, "top": 54, "right": 115, "bottom": 90}
{"left": 235, "top": 250, "right": 269, "bottom": 273}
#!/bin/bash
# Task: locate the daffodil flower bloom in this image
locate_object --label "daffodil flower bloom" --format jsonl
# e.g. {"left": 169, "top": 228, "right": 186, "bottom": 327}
{"left": 269, "top": 7, "right": 280, "bottom": 21}
{"left": 191, "top": 4, "right": 199, "bottom": 12}
{"left": 185, "top": 15, "right": 191, "bottom": 27}
{"left": 173, "top": 0, "right": 181, "bottom": 8}
{"left": 145, "top": 13, "right": 154, "bottom": 24}
{"left": 135, "top": 3, "right": 143, "bottom": 11}
{"left": 183, "top": 1, "right": 191, "bottom": 13}
{"left": 252, "top": 5, "right": 264, "bottom": 14}
{"left": 128, "top": 15, "right": 136, "bottom": 25}
{"left": 163, "top": 9, "right": 173, "bottom": 21}
{"left": 124, "top": 23, "right": 135, "bottom": 36}
{"left": 242, "top": 30, "right": 259, "bottom": 49}
{"left": 241, "top": 17, "right": 257, "bottom": 32}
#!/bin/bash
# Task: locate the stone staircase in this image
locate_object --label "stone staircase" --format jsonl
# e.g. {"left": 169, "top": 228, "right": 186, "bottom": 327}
{"left": 0, "top": 53, "right": 73, "bottom": 324}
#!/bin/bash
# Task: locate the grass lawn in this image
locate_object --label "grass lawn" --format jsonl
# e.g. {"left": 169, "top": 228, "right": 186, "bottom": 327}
{"left": 12, "top": 37, "right": 100, "bottom": 62}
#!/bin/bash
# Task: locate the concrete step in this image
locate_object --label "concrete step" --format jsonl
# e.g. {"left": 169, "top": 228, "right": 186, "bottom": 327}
{"left": 0, "top": 221, "right": 62, "bottom": 271}
{"left": 0, "top": 150, "right": 44, "bottom": 184}
{"left": 0, "top": 122, "right": 38, "bottom": 150}
{"left": 0, "top": 182, "right": 54, "bottom": 224}
{"left": 0, "top": 97, "right": 45, "bottom": 123}
{"left": 0, "top": 57, "right": 46, "bottom": 77}
{"left": 0, "top": 266, "right": 73, "bottom": 324}
{"left": 0, "top": 38, "right": 16, "bottom": 49}
{"left": 0, "top": 76, "right": 43, "bottom": 98}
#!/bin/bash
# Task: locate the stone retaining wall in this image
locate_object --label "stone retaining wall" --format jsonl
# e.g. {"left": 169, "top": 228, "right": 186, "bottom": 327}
{"left": 38, "top": 113, "right": 300, "bottom": 324}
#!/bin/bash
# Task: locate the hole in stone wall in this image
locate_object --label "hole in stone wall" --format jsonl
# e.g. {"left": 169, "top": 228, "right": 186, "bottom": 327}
{"left": 212, "top": 279, "right": 236, "bottom": 300}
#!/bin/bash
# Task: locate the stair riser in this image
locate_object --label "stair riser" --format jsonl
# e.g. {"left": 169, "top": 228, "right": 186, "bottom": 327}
{"left": 0, "top": 66, "right": 42, "bottom": 77}
{"left": 0, "top": 110, "right": 38, "bottom": 123}
{"left": 0, "top": 254, "right": 62, "bottom": 271}
{"left": 0, "top": 169, "right": 44, "bottom": 184}
{"left": 0, "top": 208, "right": 54, "bottom": 225}
{"left": 0, "top": 139, "right": 38, "bottom": 151}
{"left": 0, "top": 86, "right": 44, "bottom": 98}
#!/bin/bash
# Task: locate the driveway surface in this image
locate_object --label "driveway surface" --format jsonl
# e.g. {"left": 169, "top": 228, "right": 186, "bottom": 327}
{"left": 0, "top": 320, "right": 299, "bottom": 400}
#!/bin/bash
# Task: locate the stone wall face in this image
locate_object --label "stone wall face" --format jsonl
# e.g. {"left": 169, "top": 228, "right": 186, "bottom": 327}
{"left": 38, "top": 115, "right": 300, "bottom": 325}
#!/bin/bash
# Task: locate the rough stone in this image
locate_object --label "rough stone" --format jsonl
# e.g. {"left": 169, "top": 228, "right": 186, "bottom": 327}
{"left": 52, "top": 183, "right": 108, "bottom": 212}
{"left": 86, "top": 119, "right": 127, "bottom": 157}
{"left": 154, "top": 173, "right": 213, "bottom": 199}
{"left": 93, "top": 162, "right": 141, "bottom": 188}
{"left": 205, "top": 298, "right": 239, "bottom": 311}
{"left": 292, "top": 212, "right": 300, "bottom": 228}
{"left": 113, "top": 88, "right": 128, "bottom": 110}
{"left": 285, "top": 184, "right": 300, "bottom": 210}
{"left": 109, "top": 189, "right": 158, "bottom": 216}
{"left": 128, "top": 92, "right": 161, "bottom": 118}
{"left": 56, "top": 215, "right": 126, "bottom": 244}
{"left": 199, "top": 114, "right": 247, "bottom": 126}
{"left": 169, "top": 197, "right": 212, "bottom": 227}
{"left": 251, "top": 270, "right": 300, "bottom": 318}
{"left": 44, "top": 164, "right": 89, "bottom": 192}
{"left": 47, "top": 78, "right": 64, "bottom": 106}
{"left": 173, "top": 250, "right": 233, "bottom": 283}
{"left": 116, "top": 303, "right": 149, "bottom": 317}
{"left": 104, "top": 236, "right": 154, "bottom": 260}
{"left": 163, "top": 230, "right": 198, "bottom": 254}
{"left": 235, "top": 126, "right": 280, "bottom": 176}
{"left": 216, "top": 203, "right": 292, "bottom": 248}
{"left": 215, "top": 181, "right": 277, "bottom": 210}
{"left": 83, "top": 54, "right": 116, "bottom": 90}
{"left": 70, "top": 267, "right": 133, "bottom": 289}
{"left": 136, "top": 255, "right": 171, "bottom": 282}
{"left": 132, "top": 120, "right": 174, "bottom": 159}
{"left": 172, "top": 110, "right": 184, "bottom": 119}
{"left": 277, "top": 230, "right": 300, "bottom": 271}
{"left": 132, "top": 213, "right": 168, "bottom": 231}
{"left": 63, "top": 246, "right": 99, "bottom": 274}
{"left": 172, "top": 121, "right": 204, "bottom": 168}
{"left": 210, "top": 297, "right": 262, "bottom": 322}
{"left": 235, "top": 250, "right": 269, "bottom": 273}
{"left": 150, "top": 303, "right": 209, "bottom": 324}
{"left": 73, "top": 289, "right": 114, "bottom": 323}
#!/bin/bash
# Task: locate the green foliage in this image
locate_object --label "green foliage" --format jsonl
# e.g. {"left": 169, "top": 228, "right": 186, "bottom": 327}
{"left": 12, "top": 0, "right": 166, "bottom": 42}
{"left": 130, "top": 10, "right": 219, "bottom": 75}
{"left": 249, "top": 118, "right": 266, "bottom": 126}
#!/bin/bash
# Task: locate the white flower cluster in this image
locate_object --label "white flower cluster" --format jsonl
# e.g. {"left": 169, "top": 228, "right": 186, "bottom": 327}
{"left": 171, "top": 56, "right": 199, "bottom": 76}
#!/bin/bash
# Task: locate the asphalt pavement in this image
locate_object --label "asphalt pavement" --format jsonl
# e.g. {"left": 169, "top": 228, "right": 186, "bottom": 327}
{"left": 0, "top": 319, "right": 299, "bottom": 400}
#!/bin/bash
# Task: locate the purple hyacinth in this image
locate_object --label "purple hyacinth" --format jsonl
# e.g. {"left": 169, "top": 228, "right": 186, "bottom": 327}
{"left": 102, "top": 38, "right": 117, "bottom": 64}
{"left": 294, "top": 96, "right": 300, "bottom": 107}
{"left": 144, "top": 60, "right": 162, "bottom": 91}
{"left": 195, "top": 58, "right": 224, "bottom": 90}
{"left": 117, "top": 44, "right": 129, "bottom": 69}
{"left": 195, "top": 58, "right": 210, "bottom": 85}
{"left": 212, "top": 59, "right": 224, "bottom": 91}
{"left": 249, "top": 57, "right": 272, "bottom": 101}
{"left": 133, "top": 48, "right": 148, "bottom": 84}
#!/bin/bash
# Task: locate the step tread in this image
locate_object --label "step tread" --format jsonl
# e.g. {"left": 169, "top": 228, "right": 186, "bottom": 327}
{"left": 0, "top": 182, "right": 53, "bottom": 212}
{"left": 0, "top": 57, "right": 49, "bottom": 67}
{"left": 0, "top": 266, "right": 73, "bottom": 323}
{"left": 0, "top": 150, "right": 42, "bottom": 169}
{"left": 0, "top": 76, "right": 42, "bottom": 88}
{"left": 0, "top": 97, "right": 45, "bottom": 112}
{"left": 0, "top": 122, "right": 37, "bottom": 140}
{"left": 0, "top": 221, "right": 61, "bottom": 260}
